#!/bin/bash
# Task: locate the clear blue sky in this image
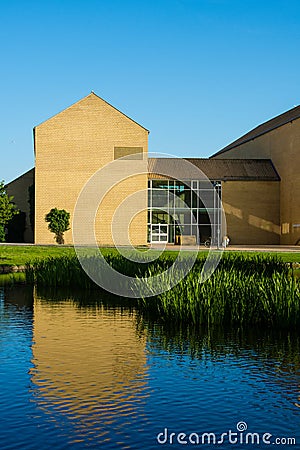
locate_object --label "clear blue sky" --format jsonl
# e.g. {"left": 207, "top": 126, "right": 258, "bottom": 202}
{"left": 2, "top": 0, "right": 300, "bottom": 182}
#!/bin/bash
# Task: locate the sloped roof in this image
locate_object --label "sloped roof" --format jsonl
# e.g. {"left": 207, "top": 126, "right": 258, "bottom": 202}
{"left": 212, "top": 105, "right": 300, "bottom": 157}
{"left": 5, "top": 168, "right": 35, "bottom": 187}
{"left": 34, "top": 92, "right": 150, "bottom": 132}
{"left": 148, "top": 158, "right": 280, "bottom": 181}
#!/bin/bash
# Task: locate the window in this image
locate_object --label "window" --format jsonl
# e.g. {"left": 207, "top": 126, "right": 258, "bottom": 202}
{"left": 148, "top": 179, "right": 222, "bottom": 245}
{"left": 114, "top": 147, "right": 144, "bottom": 160}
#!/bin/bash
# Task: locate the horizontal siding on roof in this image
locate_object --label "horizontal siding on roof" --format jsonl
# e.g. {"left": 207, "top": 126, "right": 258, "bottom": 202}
{"left": 148, "top": 158, "right": 280, "bottom": 181}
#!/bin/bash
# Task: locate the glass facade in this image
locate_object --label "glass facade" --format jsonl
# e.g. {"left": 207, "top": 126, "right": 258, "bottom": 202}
{"left": 148, "top": 179, "right": 222, "bottom": 246}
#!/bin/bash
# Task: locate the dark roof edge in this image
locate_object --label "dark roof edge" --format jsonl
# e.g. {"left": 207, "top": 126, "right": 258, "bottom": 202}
{"left": 211, "top": 105, "right": 300, "bottom": 157}
{"left": 5, "top": 167, "right": 35, "bottom": 187}
{"left": 148, "top": 158, "right": 280, "bottom": 181}
{"left": 149, "top": 157, "right": 279, "bottom": 163}
{"left": 220, "top": 176, "right": 280, "bottom": 181}
{"left": 150, "top": 174, "right": 279, "bottom": 181}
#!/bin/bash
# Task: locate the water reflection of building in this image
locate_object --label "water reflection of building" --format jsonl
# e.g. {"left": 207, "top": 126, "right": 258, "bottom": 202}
{"left": 30, "top": 292, "right": 149, "bottom": 443}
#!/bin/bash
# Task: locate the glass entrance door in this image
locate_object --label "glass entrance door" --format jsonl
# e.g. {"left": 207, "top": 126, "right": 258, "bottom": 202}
{"left": 150, "top": 224, "right": 168, "bottom": 243}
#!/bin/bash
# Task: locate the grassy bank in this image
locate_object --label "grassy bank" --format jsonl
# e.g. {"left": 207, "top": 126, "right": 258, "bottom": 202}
{"left": 24, "top": 253, "right": 300, "bottom": 328}
{"left": 0, "top": 244, "right": 299, "bottom": 267}
{"left": 0, "top": 245, "right": 76, "bottom": 266}
{"left": 0, "top": 272, "right": 26, "bottom": 285}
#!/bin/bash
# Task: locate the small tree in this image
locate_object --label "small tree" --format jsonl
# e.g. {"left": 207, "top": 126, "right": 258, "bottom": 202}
{"left": 45, "top": 208, "right": 70, "bottom": 244}
{"left": 0, "top": 181, "right": 19, "bottom": 242}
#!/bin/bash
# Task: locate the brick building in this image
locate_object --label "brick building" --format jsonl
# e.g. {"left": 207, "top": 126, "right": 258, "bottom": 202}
{"left": 6, "top": 93, "right": 300, "bottom": 246}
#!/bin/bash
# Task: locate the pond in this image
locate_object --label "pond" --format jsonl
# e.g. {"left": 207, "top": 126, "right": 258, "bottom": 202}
{"left": 0, "top": 285, "right": 299, "bottom": 449}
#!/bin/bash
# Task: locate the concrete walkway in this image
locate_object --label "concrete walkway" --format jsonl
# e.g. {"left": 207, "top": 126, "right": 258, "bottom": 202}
{"left": 0, "top": 242, "right": 299, "bottom": 253}
{"left": 150, "top": 244, "right": 300, "bottom": 253}
{"left": 225, "top": 245, "right": 300, "bottom": 253}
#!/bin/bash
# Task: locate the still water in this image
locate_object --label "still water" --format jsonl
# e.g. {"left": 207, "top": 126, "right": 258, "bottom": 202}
{"left": 0, "top": 285, "right": 299, "bottom": 449}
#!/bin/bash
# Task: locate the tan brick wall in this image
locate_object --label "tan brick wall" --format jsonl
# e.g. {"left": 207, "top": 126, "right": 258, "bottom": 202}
{"left": 32, "top": 295, "right": 147, "bottom": 410}
{"left": 35, "top": 93, "right": 148, "bottom": 245}
{"left": 222, "top": 181, "right": 280, "bottom": 245}
{"left": 215, "top": 119, "right": 300, "bottom": 244}
{"left": 6, "top": 168, "right": 34, "bottom": 242}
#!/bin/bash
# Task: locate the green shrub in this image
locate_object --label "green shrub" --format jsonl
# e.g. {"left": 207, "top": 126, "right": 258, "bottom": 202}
{"left": 45, "top": 208, "right": 70, "bottom": 244}
{"left": 0, "top": 180, "right": 19, "bottom": 242}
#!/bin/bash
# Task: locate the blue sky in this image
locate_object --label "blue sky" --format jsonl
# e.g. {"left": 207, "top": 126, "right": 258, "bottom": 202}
{"left": 1, "top": 0, "right": 300, "bottom": 182}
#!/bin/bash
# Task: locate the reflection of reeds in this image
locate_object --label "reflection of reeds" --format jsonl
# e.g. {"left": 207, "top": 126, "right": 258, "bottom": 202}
{"left": 26, "top": 253, "right": 300, "bottom": 328}
{"left": 35, "top": 285, "right": 138, "bottom": 316}
{"left": 137, "top": 319, "right": 300, "bottom": 408}
{"left": 136, "top": 319, "right": 300, "bottom": 367}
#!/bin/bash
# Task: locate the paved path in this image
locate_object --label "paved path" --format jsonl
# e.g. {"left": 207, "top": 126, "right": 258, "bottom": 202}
{"left": 0, "top": 243, "right": 299, "bottom": 252}
{"left": 150, "top": 244, "right": 300, "bottom": 253}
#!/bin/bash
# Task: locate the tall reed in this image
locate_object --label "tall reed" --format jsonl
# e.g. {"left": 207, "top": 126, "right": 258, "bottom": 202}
{"left": 25, "top": 252, "right": 299, "bottom": 328}
{"left": 139, "top": 256, "right": 299, "bottom": 328}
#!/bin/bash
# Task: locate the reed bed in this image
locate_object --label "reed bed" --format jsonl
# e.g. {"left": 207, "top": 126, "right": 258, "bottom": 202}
{"left": 25, "top": 253, "right": 174, "bottom": 288}
{"left": 25, "top": 252, "right": 300, "bottom": 328}
{"left": 139, "top": 256, "right": 299, "bottom": 328}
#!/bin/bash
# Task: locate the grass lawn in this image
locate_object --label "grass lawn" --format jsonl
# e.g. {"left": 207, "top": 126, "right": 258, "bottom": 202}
{"left": 0, "top": 245, "right": 299, "bottom": 266}
{"left": 0, "top": 245, "right": 77, "bottom": 266}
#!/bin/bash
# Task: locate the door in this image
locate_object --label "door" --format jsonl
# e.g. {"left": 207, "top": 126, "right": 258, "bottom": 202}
{"left": 150, "top": 224, "right": 168, "bottom": 243}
